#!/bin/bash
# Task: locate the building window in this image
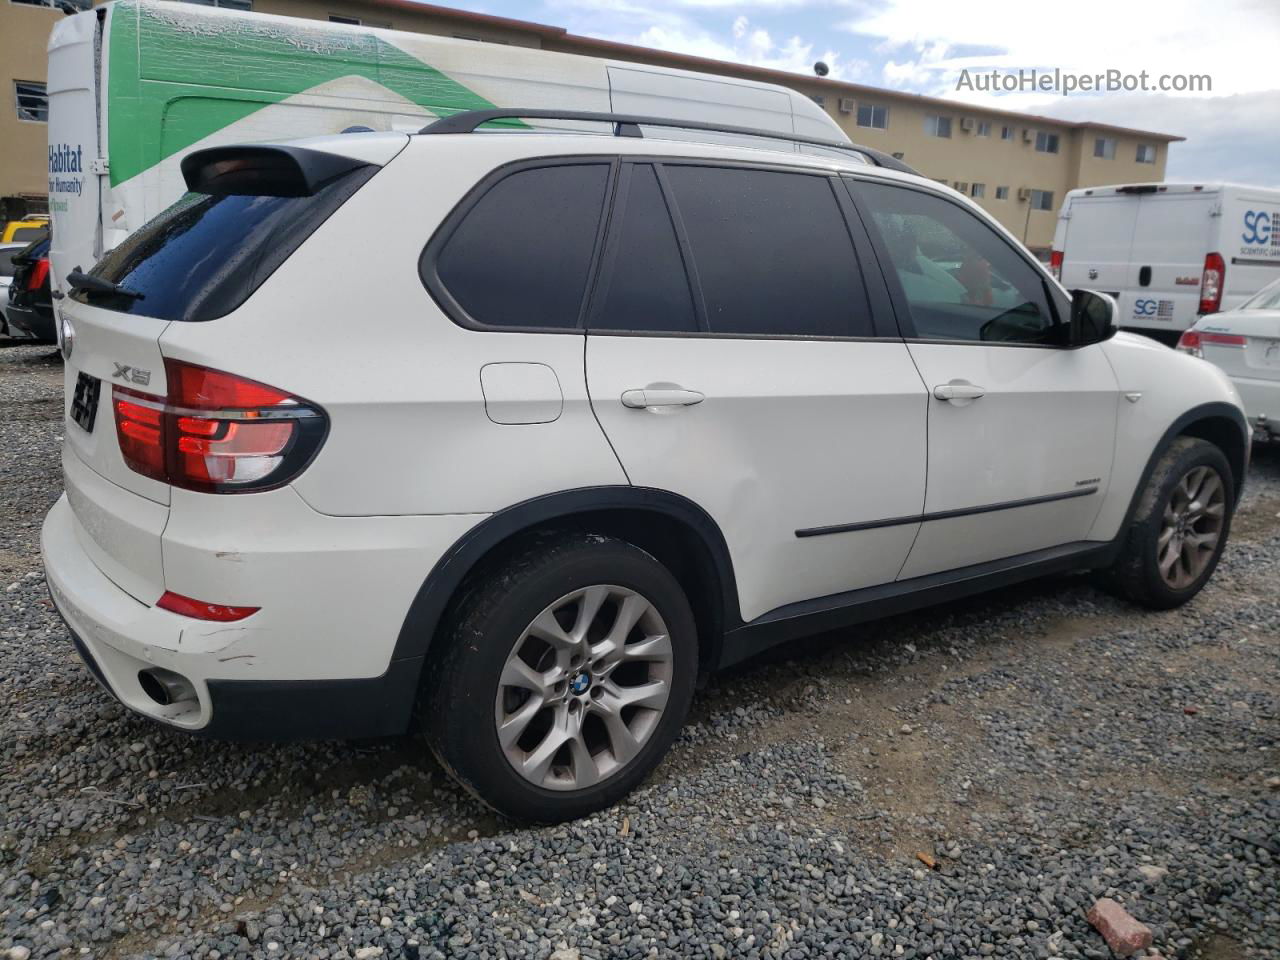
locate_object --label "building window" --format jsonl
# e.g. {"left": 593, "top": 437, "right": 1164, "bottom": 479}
{"left": 971, "top": 183, "right": 986, "bottom": 199}
{"left": 954, "top": 181, "right": 969, "bottom": 193}
{"left": 1000, "top": 125, "right": 1014, "bottom": 141}
{"left": 182, "top": 0, "right": 253, "bottom": 9}
{"left": 976, "top": 120, "right": 991, "bottom": 137}
{"left": 14, "top": 81, "right": 47, "bottom": 123}
{"left": 1136, "top": 143, "right": 1157, "bottom": 164}
{"left": 925, "top": 115, "right": 952, "bottom": 138}
{"left": 1094, "top": 137, "right": 1116, "bottom": 159}
{"left": 856, "top": 103, "right": 888, "bottom": 130}
{"left": 329, "top": 14, "right": 390, "bottom": 26}
{"left": 1034, "top": 131, "right": 1060, "bottom": 154}
{"left": 995, "top": 186, "right": 1009, "bottom": 200}
{"left": 1030, "top": 189, "right": 1055, "bottom": 211}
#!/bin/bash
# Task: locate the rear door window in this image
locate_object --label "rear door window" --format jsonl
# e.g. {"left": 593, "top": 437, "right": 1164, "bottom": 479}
{"left": 427, "top": 163, "right": 610, "bottom": 330}
{"left": 590, "top": 164, "right": 697, "bottom": 334}
{"left": 661, "top": 165, "right": 872, "bottom": 337}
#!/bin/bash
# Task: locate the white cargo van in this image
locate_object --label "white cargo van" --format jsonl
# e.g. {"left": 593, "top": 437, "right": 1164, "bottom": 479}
{"left": 1052, "top": 183, "right": 1280, "bottom": 341}
{"left": 46, "top": 0, "right": 850, "bottom": 300}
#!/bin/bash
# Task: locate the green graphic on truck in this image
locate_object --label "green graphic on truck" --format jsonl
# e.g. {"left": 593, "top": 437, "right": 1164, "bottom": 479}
{"left": 106, "top": 0, "right": 509, "bottom": 188}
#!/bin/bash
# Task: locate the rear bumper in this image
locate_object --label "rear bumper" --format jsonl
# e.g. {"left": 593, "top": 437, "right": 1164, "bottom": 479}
{"left": 42, "top": 490, "right": 485, "bottom": 740}
{"left": 65, "top": 624, "right": 423, "bottom": 739}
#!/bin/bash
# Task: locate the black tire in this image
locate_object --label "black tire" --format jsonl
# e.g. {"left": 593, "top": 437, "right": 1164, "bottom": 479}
{"left": 420, "top": 532, "right": 698, "bottom": 823}
{"left": 1101, "top": 436, "right": 1234, "bottom": 609}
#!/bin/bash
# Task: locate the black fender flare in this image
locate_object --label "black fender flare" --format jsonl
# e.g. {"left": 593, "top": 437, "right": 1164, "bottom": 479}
{"left": 389, "top": 486, "right": 741, "bottom": 665}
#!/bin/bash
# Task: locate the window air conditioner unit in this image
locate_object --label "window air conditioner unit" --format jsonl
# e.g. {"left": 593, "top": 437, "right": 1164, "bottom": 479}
{"left": 959, "top": 117, "right": 974, "bottom": 131}
{"left": 1017, "top": 187, "right": 1032, "bottom": 201}
{"left": 1022, "top": 128, "right": 1034, "bottom": 142}
{"left": 838, "top": 97, "right": 855, "bottom": 113}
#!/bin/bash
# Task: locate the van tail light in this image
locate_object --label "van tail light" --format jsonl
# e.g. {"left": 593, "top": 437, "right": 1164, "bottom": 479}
{"left": 114, "top": 359, "right": 327, "bottom": 493}
{"left": 1049, "top": 249, "right": 1063, "bottom": 281}
{"left": 1198, "top": 252, "right": 1224, "bottom": 315}
{"left": 1176, "top": 329, "right": 1245, "bottom": 358}
{"left": 26, "top": 258, "right": 49, "bottom": 291}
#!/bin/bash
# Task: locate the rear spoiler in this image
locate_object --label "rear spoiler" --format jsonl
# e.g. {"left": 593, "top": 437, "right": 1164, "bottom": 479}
{"left": 180, "top": 145, "right": 373, "bottom": 197}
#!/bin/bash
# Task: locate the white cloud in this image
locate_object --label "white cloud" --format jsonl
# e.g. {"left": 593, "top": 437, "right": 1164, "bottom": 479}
{"left": 843, "top": 0, "right": 1280, "bottom": 99}
{"left": 590, "top": 13, "right": 866, "bottom": 80}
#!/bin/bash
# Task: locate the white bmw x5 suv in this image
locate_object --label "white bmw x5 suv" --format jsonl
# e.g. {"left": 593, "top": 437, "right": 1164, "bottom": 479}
{"left": 43, "top": 110, "right": 1248, "bottom": 822}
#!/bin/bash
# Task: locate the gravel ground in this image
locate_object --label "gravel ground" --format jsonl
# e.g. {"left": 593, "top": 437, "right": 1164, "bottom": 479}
{"left": 0, "top": 342, "right": 1276, "bottom": 960}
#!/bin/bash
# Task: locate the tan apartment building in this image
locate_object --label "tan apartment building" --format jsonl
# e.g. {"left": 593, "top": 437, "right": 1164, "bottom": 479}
{"left": 1, "top": 0, "right": 1181, "bottom": 252}
{"left": 0, "top": 0, "right": 64, "bottom": 223}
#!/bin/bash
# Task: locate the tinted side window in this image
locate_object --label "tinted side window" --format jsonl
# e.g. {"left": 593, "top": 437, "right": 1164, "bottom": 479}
{"left": 434, "top": 164, "right": 609, "bottom": 329}
{"left": 663, "top": 166, "right": 871, "bottom": 337}
{"left": 590, "top": 164, "right": 696, "bottom": 334}
{"left": 855, "top": 181, "right": 1060, "bottom": 345}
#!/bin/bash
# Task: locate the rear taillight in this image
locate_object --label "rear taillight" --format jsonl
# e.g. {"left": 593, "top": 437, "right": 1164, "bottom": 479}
{"left": 26, "top": 258, "right": 49, "bottom": 291}
{"left": 113, "top": 359, "right": 326, "bottom": 493}
{"left": 1198, "top": 252, "right": 1224, "bottom": 315}
{"left": 1176, "top": 329, "right": 1246, "bottom": 358}
{"left": 1049, "top": 249, "right": 1063, "bottom": 281}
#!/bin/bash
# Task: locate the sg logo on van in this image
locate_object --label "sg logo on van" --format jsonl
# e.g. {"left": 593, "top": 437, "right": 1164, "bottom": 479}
{"left": 1133, "top": 299, "right": 1159, "bottom": 317}
{"left": 1242, "top": 209, "right": 1280, "bottom": 250}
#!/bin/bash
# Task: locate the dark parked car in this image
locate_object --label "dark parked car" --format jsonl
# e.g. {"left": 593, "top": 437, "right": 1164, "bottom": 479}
{"left": 7, "top": 231, "right": 55, "bottom": 343}
{"left": 0, "top": 242, "right": 28, "bottom": 335}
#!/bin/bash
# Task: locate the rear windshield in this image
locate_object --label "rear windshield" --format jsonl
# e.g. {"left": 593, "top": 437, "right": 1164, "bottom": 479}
{"left": 1244, "top": 278, "right": 1280, "bottom": 311}
{"left": 73, "top": 166, "right": 375, "bottom": 321}
{"left": 10, "top": 226, "right": 46, "bottom": 243}
{"left": 0, "top": 250, "right": 20, "bottom": 278}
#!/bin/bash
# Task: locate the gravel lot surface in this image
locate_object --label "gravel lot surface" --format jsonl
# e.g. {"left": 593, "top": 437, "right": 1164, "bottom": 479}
{"left": 0, "top": 342, "right": 1276, "bottom": 960}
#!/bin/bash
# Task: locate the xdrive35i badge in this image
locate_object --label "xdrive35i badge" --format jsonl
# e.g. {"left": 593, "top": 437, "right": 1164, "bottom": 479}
{"left": 112, "top": 363, "right": 151, "bottom": 386}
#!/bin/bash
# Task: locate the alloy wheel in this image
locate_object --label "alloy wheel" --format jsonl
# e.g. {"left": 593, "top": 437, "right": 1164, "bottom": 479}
{"left": 494, "top": 585, "right": 674, "bottom": 791}
{"left": 1157, "top": 464, "right": 1226, "bottom": 589}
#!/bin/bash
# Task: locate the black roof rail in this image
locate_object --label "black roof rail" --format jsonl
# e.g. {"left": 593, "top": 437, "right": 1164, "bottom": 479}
{"left": 418, "top": 108, "right": 919, "bottom": 175}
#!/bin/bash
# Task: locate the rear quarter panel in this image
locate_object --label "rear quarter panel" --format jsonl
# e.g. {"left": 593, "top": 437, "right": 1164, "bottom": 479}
{"left": 154, "top": 137, "right": 629, "bottom": 517}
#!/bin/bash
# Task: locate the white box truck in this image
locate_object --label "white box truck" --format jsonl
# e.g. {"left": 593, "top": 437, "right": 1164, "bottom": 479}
{"left": 1051, "top": 183, "right": 1280, "bottom": 342}
{"left": 46, "top": 0, "right": 851, "bottom": 301}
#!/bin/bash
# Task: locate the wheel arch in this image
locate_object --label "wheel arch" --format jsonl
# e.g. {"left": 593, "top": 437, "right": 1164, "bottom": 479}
{"left": 392, "top": 486, "right": 741, "bottom": 680}
{"left": 1121, "top": 402, "right": 1250, "bottom": 532}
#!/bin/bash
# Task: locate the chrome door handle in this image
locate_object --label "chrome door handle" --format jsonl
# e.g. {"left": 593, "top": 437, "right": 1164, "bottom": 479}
{"left": 620, "top": 387, "right": 705, "bottom": 409}
{"left": 932, "top": 381, "right": 986, "bottom": 402}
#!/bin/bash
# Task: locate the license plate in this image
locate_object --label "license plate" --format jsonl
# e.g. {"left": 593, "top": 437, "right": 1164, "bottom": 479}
{"left": 70, "top": 372, "right": 100, "bottom": 433}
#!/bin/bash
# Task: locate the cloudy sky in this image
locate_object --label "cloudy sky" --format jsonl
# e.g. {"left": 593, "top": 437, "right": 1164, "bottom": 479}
{"left": 439, "top": 0, "right": 1280, "bottom": 185}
